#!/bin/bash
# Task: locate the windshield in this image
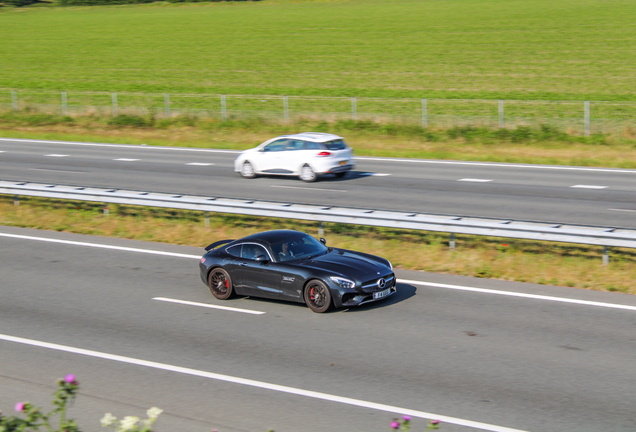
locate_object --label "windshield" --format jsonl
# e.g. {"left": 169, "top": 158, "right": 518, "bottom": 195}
{"left": 271, "top": 234, "right": 328, "bottom": 262}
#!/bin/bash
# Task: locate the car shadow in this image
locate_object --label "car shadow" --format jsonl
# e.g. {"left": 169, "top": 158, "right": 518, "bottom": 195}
{"left": 249, "top": 170, "right": 376, "bottom": 183}
{"left": 340, "top": 282, "right": 417, "bottom": 313}
{"left": 221, "top": 282, "right": 416, "bottom": 313}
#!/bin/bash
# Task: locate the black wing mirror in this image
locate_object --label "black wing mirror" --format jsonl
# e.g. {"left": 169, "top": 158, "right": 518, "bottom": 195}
{"left": 255, "top": 255, "right": 269, "bottom": 263}
{"left": 320, "top": 238, "right": 327, "bottom": 245}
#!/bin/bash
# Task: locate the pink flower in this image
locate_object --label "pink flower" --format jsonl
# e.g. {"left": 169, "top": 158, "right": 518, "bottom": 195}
{"left": 64, "top": 374, "right": 76, "bottom": 384}
{"left": 390, "top": 421, "right": 400, "bottom": 429}
{"left": 15, "top": 402, "right": 25, "bottom": 412}
{"left": 402, "top": 415, "right": 411, "bottom": 421}
{"left": 430, "top": 420, "right": 441, "bottom": 425}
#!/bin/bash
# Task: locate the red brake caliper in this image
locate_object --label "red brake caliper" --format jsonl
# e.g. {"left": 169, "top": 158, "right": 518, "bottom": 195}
{"left": 310, "top": 287, "right": 315, "bottom": 300}
{"left": 225, "top": 280, "right": 229, "bottom": 288}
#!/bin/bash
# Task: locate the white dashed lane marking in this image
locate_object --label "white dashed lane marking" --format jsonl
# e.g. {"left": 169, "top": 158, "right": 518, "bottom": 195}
{"left": 359, "top": 172, "right": 391, "bottom": 177}
{"left": 186, "top": 162, "right": 214, "bottom": 166}
{"left": 608, "top": 208, "right": 636, "bottom": 213}
{"left": 153, "top": 297, "right": 265, "bottom": 315}
{"left": 571, "top": 185, "right": 607, "bottom": 189}
{"left": 271, "top": 185, "right": 347, "bottom": 193}
{"left": 458, "top": 178, "right": 493, "bottom": 182}
{"left": 113, "top": 158, "right": 139, "bottom": 162}
{"left": 44, "top": 154, "right": 69, "bottom": 157}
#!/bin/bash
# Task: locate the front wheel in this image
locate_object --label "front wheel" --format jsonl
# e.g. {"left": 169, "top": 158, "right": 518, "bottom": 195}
{"left": 304, "top": 280, "right": 332, "bottom": 313}
{"left": 240, "top": 161, "right": 256, "bottom": 179}
{"left": 300, "top": 164, "right": 317, "bottom": 182}
{"left": 208, "top": 268, "right": 234, "bottom": 300}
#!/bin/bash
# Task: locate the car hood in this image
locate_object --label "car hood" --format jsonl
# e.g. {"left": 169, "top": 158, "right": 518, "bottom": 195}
{"left": 303, "top": 249, "right": 390, "bottom": 281}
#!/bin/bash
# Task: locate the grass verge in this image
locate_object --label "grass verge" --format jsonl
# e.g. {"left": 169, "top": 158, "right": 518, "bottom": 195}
{"left": 2, "top": 111, "right": 636, "bottom": 167}
{"left": 2, "top": 196, "right": 635, "bottom": 295}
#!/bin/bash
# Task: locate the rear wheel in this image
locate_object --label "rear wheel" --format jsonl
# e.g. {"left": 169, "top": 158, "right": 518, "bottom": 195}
{"left": 208, "top": 268, "right": 234, "bottom": 300}
{"left": 240, "top": 161, "right": 256, "bottom": 179}
{"left": 300, "top": 164, "right": 317, "bottom": 182}
{"left": 304, "top": 280, "right": 332, "bottom": 313}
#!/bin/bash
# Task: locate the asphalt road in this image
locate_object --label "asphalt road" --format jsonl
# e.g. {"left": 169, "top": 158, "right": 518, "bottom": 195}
{"left": 2, "top": 225, "right": 636, "bottom": 432}
{"left": 2, "top": 138, "right": 636, "bottom": 228}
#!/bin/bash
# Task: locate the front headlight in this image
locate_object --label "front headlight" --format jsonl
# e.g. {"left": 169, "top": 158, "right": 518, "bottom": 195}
{"left": 330, "top": 276, "right": 355, "bottom": 289}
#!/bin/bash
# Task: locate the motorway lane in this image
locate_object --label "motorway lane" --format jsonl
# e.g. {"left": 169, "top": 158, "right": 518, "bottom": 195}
{"left": 2, "top": 226, "right": 636, "bottom": 431}
{"left": 2, "top": 138, "right": 636, "bottom": 227}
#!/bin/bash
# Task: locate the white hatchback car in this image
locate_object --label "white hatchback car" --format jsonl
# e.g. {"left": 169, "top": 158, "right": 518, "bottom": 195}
{"left": 234, "top": 132, "right": 354, "bottom": 182}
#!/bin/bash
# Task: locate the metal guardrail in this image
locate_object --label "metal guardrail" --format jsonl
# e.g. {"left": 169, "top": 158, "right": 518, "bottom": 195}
{"left": 3, "top": 180, "right": 636, "bottom": 254}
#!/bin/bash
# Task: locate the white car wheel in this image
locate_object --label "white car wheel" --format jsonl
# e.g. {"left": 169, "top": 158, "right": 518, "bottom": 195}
{"left": 240, "top": 161, "right": 256, "bottom": 179}
{"left": 300, "top": 164, "right": 317, "bottom": 182}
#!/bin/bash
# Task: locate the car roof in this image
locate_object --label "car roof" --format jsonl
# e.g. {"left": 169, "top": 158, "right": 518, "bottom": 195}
{"left": 273, "top": 132, "right": 344, "bottom": 143}
{"left": 236, "top": 230, "right": 309, "bottom": 246}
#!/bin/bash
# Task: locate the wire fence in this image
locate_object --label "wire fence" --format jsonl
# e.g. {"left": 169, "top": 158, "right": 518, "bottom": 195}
{"left": 2, "top": 89, "right": 635, "bottom": 135}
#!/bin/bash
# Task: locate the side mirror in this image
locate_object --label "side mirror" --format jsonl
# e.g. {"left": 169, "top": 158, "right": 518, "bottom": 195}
{"left": 320, "top": 238, "right": 327, "bottom": 245}
{"left": 255, "top": 255, "right": 269, "bottom": 263}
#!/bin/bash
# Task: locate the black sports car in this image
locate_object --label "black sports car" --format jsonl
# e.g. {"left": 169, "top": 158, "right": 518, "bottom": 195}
{"left": 199, "top": 230, "right": 396, "bottom": 313}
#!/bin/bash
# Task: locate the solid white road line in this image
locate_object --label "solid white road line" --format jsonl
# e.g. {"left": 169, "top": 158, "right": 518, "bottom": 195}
{"left": 44, "top": 154, "right": 68, "bottom": 157}
{"left": 113, "top": 158, "right": 139, "bottom": 162}
{"left": 186, "top": 162, "right": 214, "bottom": 166}
{"left": 457, "top": 178, "right": 492, "bottom": 182}
{"left": 4, "top": 231, "right": 636, "bottom": 313}
{"left": 29, "top": 168, "right": 85, "bottom": 174}
{"left": 608, "top": 208, "right": 636, "bottom": 213}
{"left": 571, "top": 185, "right": 607, "bottom": 189}
{"left": 153, "top": 297, "right": 265, "bottom": 315}
{"left": 400, "top": 279, "right": 636, "bottom": 312}
{"left": 0, "top": 233, "right": 199, "bottom": 259}
{"left": 0, "top": 137, "right": 241, "bottom": 154}
{"left": 271, "top": 185, "right": 347, "bottom": 192}
{"left": 0, "top": 333, "right": 528, "bottom": 432}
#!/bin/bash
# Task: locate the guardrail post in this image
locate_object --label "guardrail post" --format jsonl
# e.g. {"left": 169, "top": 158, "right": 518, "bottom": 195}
{"left": 62, "top": 91, "right": 68, "bottom": 115}
{"left": 112, "top": 93, "right": 118, "bottom": 116}
{"left": 164, "top": 93, "right": 171, "bottom": 118}
{"left": 602, "top": 246, "right": 609, "bottom": 266}
{"left": 422, "top": 98, "right": 428, "bottom": 128}
{"left": 498, "top": 100, "right": 504, "bottom": 128}
{"left": 221, "top": 95, "right": 227, "bottom": 122}
{"left": 11, "top": 90, "right": 18, "bottom": 111}
{"left": 204, "top": 211, "right": 210, "bottom": 227}
{"left": 14, "top": 195, "right": 19, "bottom": 206}
{"left": 449, "top": 233, "right": 455, "bottom": 249}
{"left": 351, "top": 97, "right": 357, "bottom": 121}
{"left": 318, "top": 221, "right": 324, "bottom": 237}
{"left": 103, "top": 204, "right": 109, "bottom": 216}
{"left": 584, "top": 101, "right": 590, "bottom": 136}
{"left": 283, "top": 96, "right": 289, "bottom": 123}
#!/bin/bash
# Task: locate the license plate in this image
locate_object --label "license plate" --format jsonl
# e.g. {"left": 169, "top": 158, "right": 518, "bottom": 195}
{"left": 373, "top": 288, "right": 392, "bottom": 300}
{"left": 339, "top": 160, "right": 347, "bottom": 166}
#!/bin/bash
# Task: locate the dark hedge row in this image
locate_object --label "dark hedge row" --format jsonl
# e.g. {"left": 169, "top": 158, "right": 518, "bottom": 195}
{"left": 3, "top": 0, "right": 260, "bottom": 6}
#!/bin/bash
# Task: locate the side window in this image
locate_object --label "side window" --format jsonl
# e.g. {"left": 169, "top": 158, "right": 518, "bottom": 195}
{"left": 240, "top": 244, "right": 269, "bottom": 260}
{"left": 285, "top": 140, "right": 304, "bottom": 151}
{"left": 263, "top": 139, "right": 288, "bottom": 152}
{"left": 303, "top": 141, "right": 322, "bottom": 150}
{"left": 324, "top": 139, "right": 347, "bottom": 150}
{"left": 226, "top": 245, "right": 241, "bottom": 258}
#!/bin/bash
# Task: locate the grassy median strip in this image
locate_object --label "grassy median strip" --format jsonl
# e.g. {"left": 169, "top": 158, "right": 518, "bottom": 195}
{"left": 2, "top": 196, "right": 635, "bottom": 294}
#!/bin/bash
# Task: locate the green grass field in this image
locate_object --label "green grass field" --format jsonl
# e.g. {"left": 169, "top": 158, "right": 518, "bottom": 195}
{"left": 1, "top": 0, "right": 636, "bottom": 101}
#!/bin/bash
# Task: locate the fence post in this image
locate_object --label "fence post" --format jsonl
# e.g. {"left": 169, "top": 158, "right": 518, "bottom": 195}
{"left": 498, "top": 99, "right": 504, "bottom": 128}
{"left": 103, "top": 204, "right": 109, "bottom": 216}
{"left": 422, "top": 98, "right": 428, "bottom": 128}
{"left": 449, "top": 233, "right": 456, "bottom": 250}
{"left": 204, "top": 211, "right": 210, "bottom": 227}
{"left": 318, "top": 221, "right": 325, "bottom": 237}
{"left": 602, "top": 246, "right": 609, "bottom": 266}
{"left": 283, "top": 96, "right": 289, "bottom": 123}
{"left": 164, "top": 93, "right": 171, "bottom": 118}
{"left": 14, "top": 195, "right": 19, "bottom": 206}
{"left": 351, "top": 97, "right": 357, "bottom": 121}
{"left": 61, "top": 91, "right": 68, "bottom": 115}
{"left": 112, "top": 93, "right": 118, "bottom": 116}
{"left": 221, "top": 95, "right": 227, "bottom": 122}
{"left": 11, "top": 90, "right": 18, "bottom": 111}
{"left": 584, "top": 101, "right": 590, "bottom": 136}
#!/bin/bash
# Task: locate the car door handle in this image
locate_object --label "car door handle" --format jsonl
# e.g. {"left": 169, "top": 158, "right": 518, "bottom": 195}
{"left": 239, "top": 262, "right": 248, "bottom": 266}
